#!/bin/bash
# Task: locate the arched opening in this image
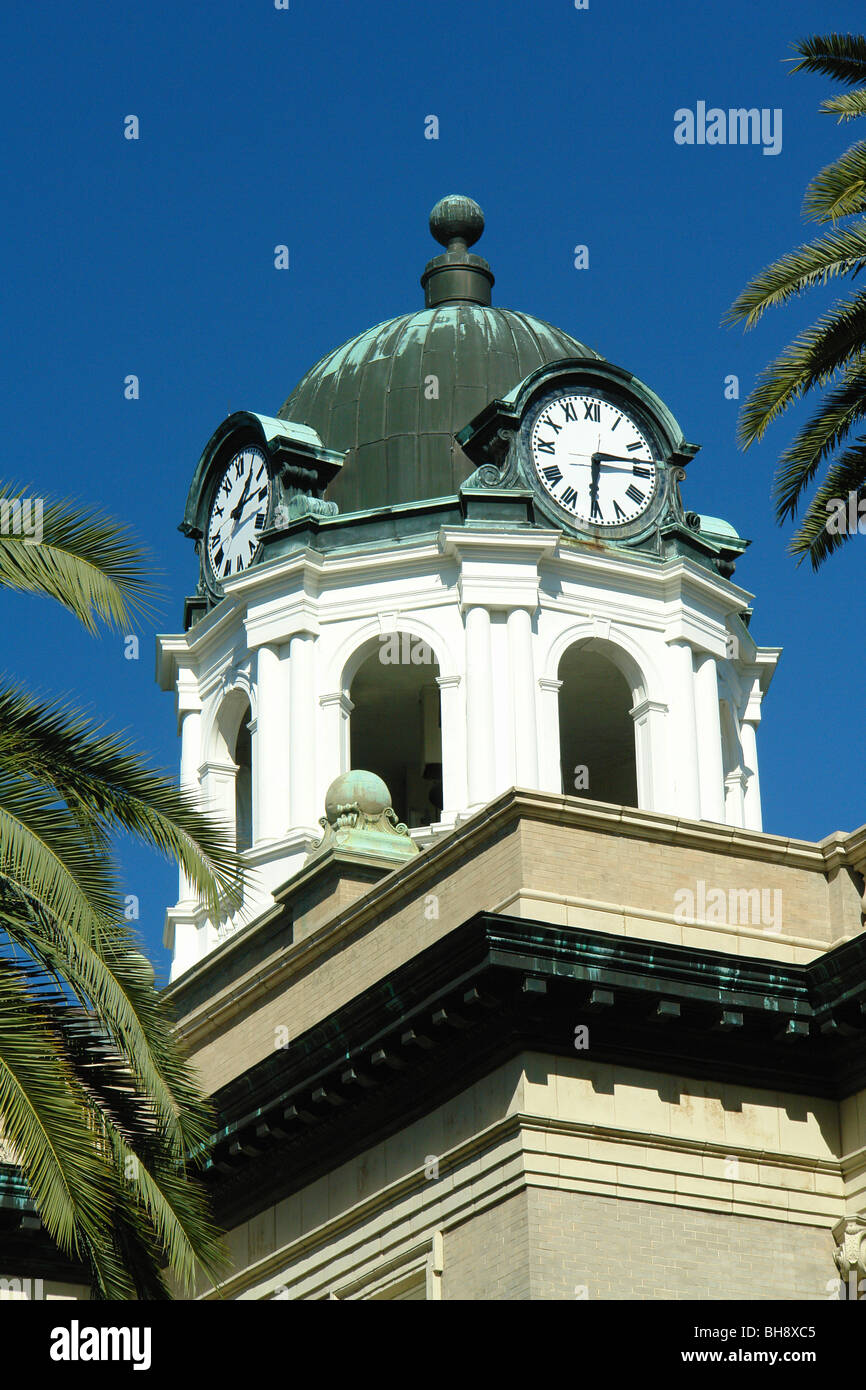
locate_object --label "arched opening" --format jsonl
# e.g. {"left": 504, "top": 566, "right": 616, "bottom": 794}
{"left": 234, "top": 705, "right": 252, "bottom": 851}
{"left": 349, "top": 634, "right": 442, "bottom": 828}
{"left": 558, "top": 646, "right": 638, "bottom": 806}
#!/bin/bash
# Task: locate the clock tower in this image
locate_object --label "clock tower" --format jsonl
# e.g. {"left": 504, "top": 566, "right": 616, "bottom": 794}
{"left": 153, "top": 198, "right": 866, "bottom": 1305}
{"left": 162, "top": 195, "right": 776, "bottom": 976}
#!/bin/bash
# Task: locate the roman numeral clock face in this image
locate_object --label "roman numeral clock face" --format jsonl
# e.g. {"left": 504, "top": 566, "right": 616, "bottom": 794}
{"left": 206, "top": 445, "right": 271, "bottom": 584}
{"left": 529, "top": 394, "right": 658, "bottom": 528}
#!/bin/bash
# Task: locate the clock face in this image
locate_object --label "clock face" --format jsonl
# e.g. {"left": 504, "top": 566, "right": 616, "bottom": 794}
{"left": 206, "top": 445, "right": 271, "bottom": 584}
{"left": 529, "top": 393, "right": 658, "bottom": 527}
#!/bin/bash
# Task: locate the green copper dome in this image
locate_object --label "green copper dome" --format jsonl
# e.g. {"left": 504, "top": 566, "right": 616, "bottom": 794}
{"left": 277, "top": 197, "right": 600, "bottom": 513}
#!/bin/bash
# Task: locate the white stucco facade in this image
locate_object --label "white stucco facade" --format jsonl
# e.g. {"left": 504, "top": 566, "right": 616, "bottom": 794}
{"left": 157, "top": 522, "right": 779, "bottom": 980}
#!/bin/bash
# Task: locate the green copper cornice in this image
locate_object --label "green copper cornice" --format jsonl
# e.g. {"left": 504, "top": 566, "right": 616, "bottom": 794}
{"left": 198, "top": 911, "right": 866, "bottom": 1230}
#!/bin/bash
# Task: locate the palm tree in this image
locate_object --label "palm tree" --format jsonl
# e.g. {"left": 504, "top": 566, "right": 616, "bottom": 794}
{"left": 0, "top": 486, "right": 242, "bottom": 1298}
{"left": 727, "top": 33, "right": 866, "bottom": 568}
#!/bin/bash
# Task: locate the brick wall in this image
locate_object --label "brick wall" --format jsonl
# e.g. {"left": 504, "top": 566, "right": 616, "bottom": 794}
{"left": 443, "top": 1192, "right": 531, "bottom": 1301}
{"left": 525, "top": 1189, "right": 836, "bottom": 1301}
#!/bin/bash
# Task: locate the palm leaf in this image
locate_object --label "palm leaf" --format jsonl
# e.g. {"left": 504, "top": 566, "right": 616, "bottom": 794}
{"left": 107, "top": 1127, "right": 227, "bottom": 1295}
{"left": 787, "top": 437, "right": 866, "bottom": 565}
{"left": 790, "top": 33, "right": 866, "bottom": 86}
{"left": 725, "top": 222, "right": 866, "bottom": 328}
{"left": 770, "top": 362, "right": 866, "bottom": 519}
{"left": 0, "top": 959, "right": 114, "bottom": 1258}
{"left": 0, "top": 487, "right": 153, "bottom": 634}
{"left": 735, "top": 294, "right": 866, "bottom": 444}
{"left": 0, "top": 774, "right": 121, "bottom": 943}
{"left": 803, "top": 143, "right": 866, "bottom": 222}
{"left": 0, "top": 683, "right": 243, "bottom": 917}
{"left": 2, "top": 907, "right": 213, "bottom": 1156}
{"left": 823, "top": 88, "right": 866, "bottom": 122}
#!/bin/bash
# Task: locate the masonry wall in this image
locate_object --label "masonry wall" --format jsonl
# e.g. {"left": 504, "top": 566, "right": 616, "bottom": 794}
{"left": 442, "top": 1192, "right": 531, "bottom": 1301}
{"left": 439, "top": 1189, "right": 836, "bottom": 1301}
{"left": 526, "top": 1189, "right": 836, "bottom": 1301}
{"left": 201, "top": 1051, "right": 850, "bottom": 1302}
{"left": 172, "top": 799, "right": 864, "bottom": 1097}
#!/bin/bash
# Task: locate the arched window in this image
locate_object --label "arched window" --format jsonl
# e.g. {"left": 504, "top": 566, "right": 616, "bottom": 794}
{"left": 349, "top": 634, "right": 442, "bottom": 828}
{"left": 234, "top": 705, "right": 252, "bottom": 851}
{"left": 558, "top": 646, "right": 638, "bottom": 806}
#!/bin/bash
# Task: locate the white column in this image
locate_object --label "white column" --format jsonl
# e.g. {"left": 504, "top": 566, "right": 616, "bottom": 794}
{"left": 288, "top": 631, "right": 317, "bottom": 831}
{"left": 507, "top": 608, "right": 538, "bottom": 788}
{"left": 436, "top": 675, "right": 465, "bottom": 818}
{"left": 694, "top": 653, "right": 726, "bottom": 823}
{"left": 629, "top": 698, "right": 668, "bottom": 812}
{"left": 465, "top": 605, "right": 495, "bottom": 808}
{"left": 667, "top": 641, "right": 701, "bottom": 819}
{"left": 319, "top": 691, "right": 353, "bottom": 795}
{"left": 253, "top": 642, "right": 286, "bottom": 844}
{"left": 537, "top": 677, "right": 563, "bottom": 793}
{"left": 178, "top": 707, "right": 201, "bottom": 902}
{"left": 725, "top": 770, "right": 747, "bottom": 827}
{"left": 740, "top": 719, "right": 763, "bottom": 830}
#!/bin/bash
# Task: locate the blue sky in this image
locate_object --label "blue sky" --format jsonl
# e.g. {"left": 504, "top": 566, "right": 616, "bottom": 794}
{"left": 2, "top": 0, "right": 864, "bottom": 976}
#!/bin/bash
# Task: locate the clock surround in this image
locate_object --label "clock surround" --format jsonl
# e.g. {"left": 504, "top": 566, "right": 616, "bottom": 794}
{"left": 204, "top": 442, "right": 273, "bottom": 593}
{"left": 517, "top": 376, "right": 676, "bottom": 543}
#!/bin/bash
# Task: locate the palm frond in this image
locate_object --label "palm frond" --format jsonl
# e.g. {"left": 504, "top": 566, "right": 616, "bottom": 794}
{"left": 60, "top": 1009, "right": 226, "bottom": 1296}
{"left": 770, "top": 362, "right": 866, "bottom": 518}
{"left": 0, "top": 960, "right": 114, "bottom": 1258}
{"left": 823, "top": 88, "right": 866, "bottom": 122}
{"left": 2, "top": 907, "right": 213, "bottom": 1156}
{"left": 107, "top": 1127, "right": 227, "bottom": 1295}
{"left": 787, "top": 437, "right": 866, "bottom": 566}
{"left": 790, "top": 33, "right": 866, "bottom": 86}
{"left": 0, "top": 683, "right": 243, "bottom": 917}
{"left": 0, "top": 775, "right": 121, "bottom": 943}
{"left": 0, "top": 486, "right": 154, "bottom": 633}
{"left": 803, "top": 142, "right": 866, "bottom": 221}
{"left": 735, "top": 294, "right": 866, "bottom": 445}
{"left": 725, "top": 223, "right": 866, "bottom": 328}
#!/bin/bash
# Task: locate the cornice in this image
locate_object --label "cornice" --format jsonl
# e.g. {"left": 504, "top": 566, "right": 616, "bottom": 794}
{"left": 196, "top": 910, "right": 866, "bottom": 1233}
{"left": 167, "top": 789, "right": 861, "bottom": 1051}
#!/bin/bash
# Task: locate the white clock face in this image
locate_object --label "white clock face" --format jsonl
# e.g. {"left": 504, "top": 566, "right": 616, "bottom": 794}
{"left": 529, "top": 393, "right": 658, "bottom": 527}
{"left": 206, "top": 445, "right": 271, "bottom": 583}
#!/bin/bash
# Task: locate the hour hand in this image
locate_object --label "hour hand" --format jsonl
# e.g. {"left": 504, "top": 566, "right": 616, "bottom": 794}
{"left": 589, "top": 454, "right": 601, "bottom": 508}
{"left": 592, "top": 452, "right": 655, "bottom": 468}
{"left": 230, "top": 475, "right": 252, "bottom": 520}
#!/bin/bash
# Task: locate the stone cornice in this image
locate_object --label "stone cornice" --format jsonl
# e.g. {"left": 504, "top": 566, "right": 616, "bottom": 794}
{"left": 166, "top": 789, "right": 866, "bottom": 1052}
{"left": 196, "top": 910, "right": 866, "bottom": 1234}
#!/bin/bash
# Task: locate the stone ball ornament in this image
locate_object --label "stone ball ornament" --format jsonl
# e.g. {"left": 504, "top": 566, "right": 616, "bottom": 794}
{"left": 310, "top": 770, "right": 419, "bottom": 862}
{"left": 324, "top": 770, "right": 393, "bottom": 825}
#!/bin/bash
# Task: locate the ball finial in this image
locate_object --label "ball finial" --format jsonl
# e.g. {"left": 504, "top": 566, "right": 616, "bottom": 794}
{"left": 324, "top": 770, "right": 392, "bottom": 822}
{"left": 429, "top": 195, "right": 485, "bottom": 250}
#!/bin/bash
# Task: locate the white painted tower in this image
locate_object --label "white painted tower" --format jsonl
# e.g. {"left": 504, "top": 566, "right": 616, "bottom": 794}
{"left": 159, "top": 197, "right": 778, "bottom": 979}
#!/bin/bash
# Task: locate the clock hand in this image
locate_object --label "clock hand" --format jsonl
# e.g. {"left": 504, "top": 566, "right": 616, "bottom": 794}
{"left": 234, "top": 496, "right": 266, "bottom": 527}
{"left": 591, "top": 452, "right": 656, "bottom": 468}
{"left": 230, "top": 472, "right": 253, "bottom": 521}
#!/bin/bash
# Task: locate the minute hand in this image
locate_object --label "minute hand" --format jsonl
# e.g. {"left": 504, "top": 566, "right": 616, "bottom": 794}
{"left": 591, "top": 452, "right": 658, "bottom": 469}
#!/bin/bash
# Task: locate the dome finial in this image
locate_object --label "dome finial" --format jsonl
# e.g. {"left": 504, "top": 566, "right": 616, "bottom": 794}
{"left": 422, "top": 195, "right": 494, "bottom": 308}
{"left": 429, "top": 194, "right": 485, "bottom": 253}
